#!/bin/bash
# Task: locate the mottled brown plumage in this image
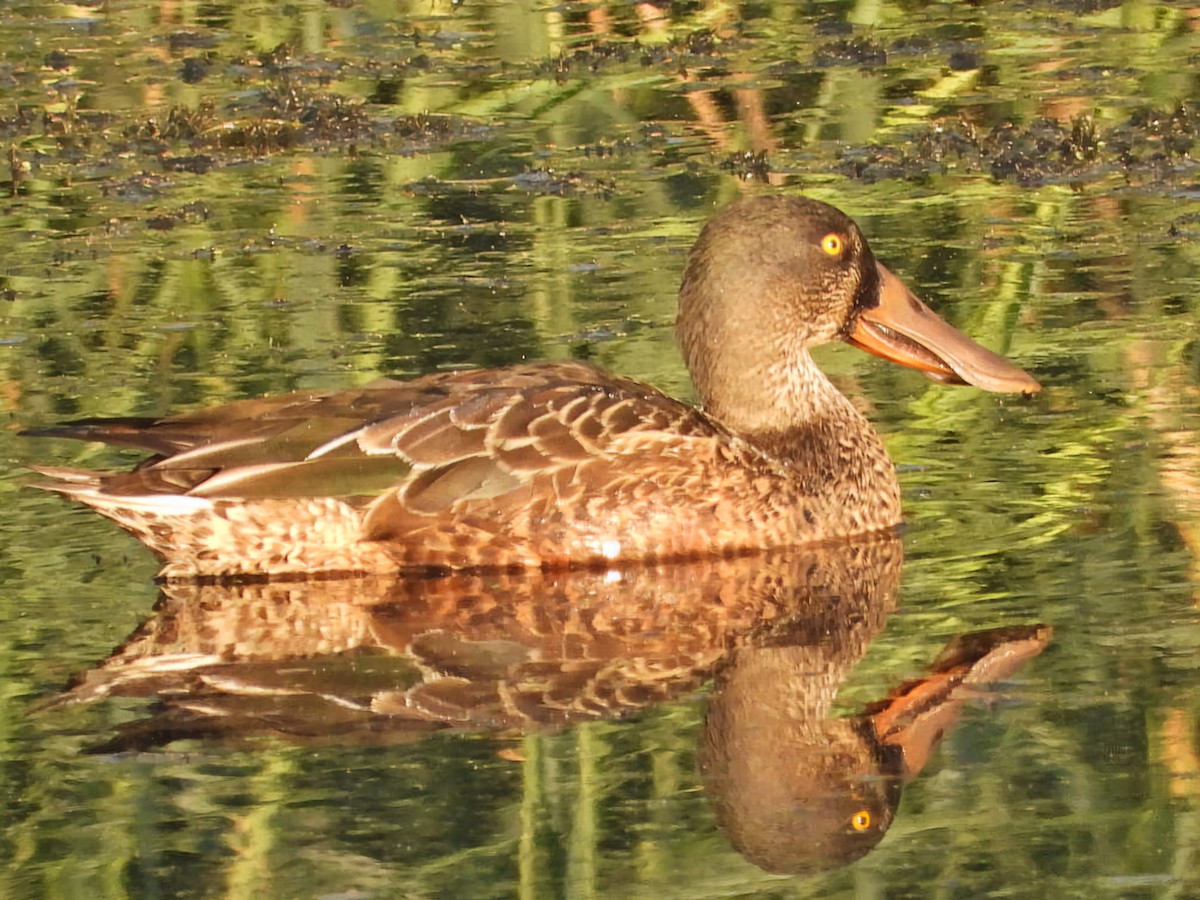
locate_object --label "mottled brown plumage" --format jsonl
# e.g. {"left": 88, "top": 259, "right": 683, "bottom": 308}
{"left": 25, "top": 196, "right": 1040, "bottom": 579}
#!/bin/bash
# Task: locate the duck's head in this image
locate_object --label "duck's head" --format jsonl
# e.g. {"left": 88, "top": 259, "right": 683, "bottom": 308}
{"left": 677, "top": 195, "right": 1040, "bottom": 433}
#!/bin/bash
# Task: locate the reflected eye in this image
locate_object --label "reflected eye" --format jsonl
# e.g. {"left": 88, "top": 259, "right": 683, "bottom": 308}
{"left": 820, "top": 233, "right": 845, "bottom": 256}
{"left": 850, "top": 810, "right": 871, "bottom": 832}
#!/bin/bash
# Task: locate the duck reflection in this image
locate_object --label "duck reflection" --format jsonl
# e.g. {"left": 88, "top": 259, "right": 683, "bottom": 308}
{"left": 59, "top": 539, "right": 1047, "bottom": 875}
{"left": 702, "top": 620, "right": 1048, "bottom": 874}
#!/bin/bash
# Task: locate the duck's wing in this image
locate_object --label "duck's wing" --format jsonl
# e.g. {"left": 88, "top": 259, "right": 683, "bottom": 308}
{"left": 28, "top": 361, "right": 724, "bottom": 509}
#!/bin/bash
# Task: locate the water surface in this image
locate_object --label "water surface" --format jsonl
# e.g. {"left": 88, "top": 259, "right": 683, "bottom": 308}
{"left": 2, "top": 1, "right": 1200, "bottom": 897}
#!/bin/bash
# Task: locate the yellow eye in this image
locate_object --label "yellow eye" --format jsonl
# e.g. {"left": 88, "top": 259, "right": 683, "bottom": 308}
{"left": 821, "top": 233, "right": 844, "bottom": 256}
{"left": 850, "top": 810, "right": 871, "bottom": 832}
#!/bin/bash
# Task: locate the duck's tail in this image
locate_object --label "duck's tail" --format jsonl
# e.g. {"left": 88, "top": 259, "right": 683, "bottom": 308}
{"left": 26, "top": 464, "right": 218, "bottom": 568}
{"left": 26, "top": 464, "right": 398, "bottom": 580}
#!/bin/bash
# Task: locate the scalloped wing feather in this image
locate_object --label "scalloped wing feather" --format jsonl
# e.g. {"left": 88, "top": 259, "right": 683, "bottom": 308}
{"left": 36, "top": 364, "right": 727, "bottom": 517}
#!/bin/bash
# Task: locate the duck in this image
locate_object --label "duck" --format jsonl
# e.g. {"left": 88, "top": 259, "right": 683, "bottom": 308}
{"left": 25, "top": 195, "right": 1040, "bottom": 580}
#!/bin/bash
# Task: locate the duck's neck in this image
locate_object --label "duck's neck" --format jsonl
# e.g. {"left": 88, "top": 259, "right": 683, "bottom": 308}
{"left": 701, "top": 351, "right": 904, "bottom": 533}
{"left": 700, "top": 350, "right": 879, "bottom": 461}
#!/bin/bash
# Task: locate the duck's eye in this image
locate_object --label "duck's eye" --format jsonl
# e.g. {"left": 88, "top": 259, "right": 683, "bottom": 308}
{"left": 850, "top": 810, "right": 871, "bottom": 832}
{"left": 820, "top": 233, "right": 845, "bottom": 257}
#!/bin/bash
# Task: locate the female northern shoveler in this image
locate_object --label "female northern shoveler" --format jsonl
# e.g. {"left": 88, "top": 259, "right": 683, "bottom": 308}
{"left": 26, "top": 196, "right": 1039, "bottom": 579}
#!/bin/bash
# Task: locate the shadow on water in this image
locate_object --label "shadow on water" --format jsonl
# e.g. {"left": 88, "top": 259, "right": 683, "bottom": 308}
{"left": 51, "top": 540, "right": 1048, "bottom": 878}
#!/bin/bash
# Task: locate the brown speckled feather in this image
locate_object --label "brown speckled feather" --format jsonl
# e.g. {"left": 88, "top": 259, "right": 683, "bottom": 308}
{"left": 30, "top": 361, "right": 884, "bottom": 577}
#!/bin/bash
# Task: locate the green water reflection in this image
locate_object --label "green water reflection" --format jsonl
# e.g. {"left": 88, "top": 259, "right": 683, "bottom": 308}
{"left": 3, "top": 0, "right": 1200, "bottom": 897}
